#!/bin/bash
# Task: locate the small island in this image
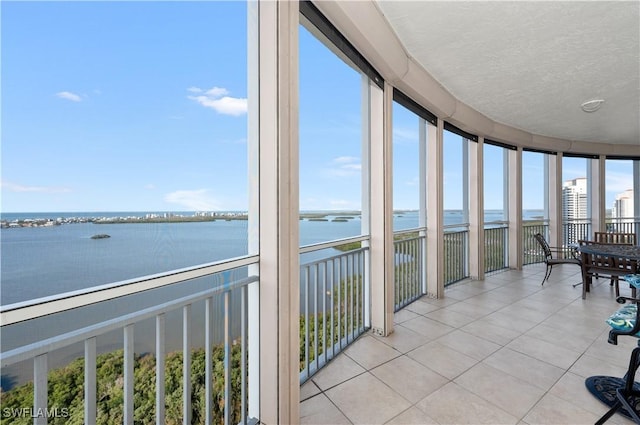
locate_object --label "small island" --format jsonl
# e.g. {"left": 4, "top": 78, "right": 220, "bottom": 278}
{"left": 91, "top": 234, "right": 111, "bottom": 239}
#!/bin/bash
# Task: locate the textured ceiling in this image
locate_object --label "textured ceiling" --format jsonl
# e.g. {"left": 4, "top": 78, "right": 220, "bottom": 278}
{"left": 375, "top": 1, "right": 640, "bottom": 146}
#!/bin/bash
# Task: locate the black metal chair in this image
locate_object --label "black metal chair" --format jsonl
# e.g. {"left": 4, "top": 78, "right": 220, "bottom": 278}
{"left": 533, "top": 233, "right": 581, "bottom": 285}
{"left": 591, "top": 276, "right": 640, "bottom": 424}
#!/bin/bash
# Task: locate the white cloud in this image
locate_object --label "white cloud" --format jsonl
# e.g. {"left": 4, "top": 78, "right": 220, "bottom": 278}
{"left": 326, "top": 156, "right": 361, "bottom": 177}
{"left": 56, "top": 91, "right": 82, "bottom": 102}
{"left": 333, "top": 156, "right": 359, "bottom": 164}
{"left": 187, "top": 86, "right": 247, "bottom": 116}
{"left": 164, "top": 189, "right": 221, "bottom": 210}
{"left": 1, "top": 180, "right": 71, "bottom": 193}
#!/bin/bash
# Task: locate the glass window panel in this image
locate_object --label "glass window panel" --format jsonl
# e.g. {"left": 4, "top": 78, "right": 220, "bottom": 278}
{"left": 392, "top": 102, "right": 420, "bottom": 231}
{"left": 1, "top": 1, "right": 249, "bottom": 304}
{"left": 299, "top": 23, "right": 363, "bottom": 246}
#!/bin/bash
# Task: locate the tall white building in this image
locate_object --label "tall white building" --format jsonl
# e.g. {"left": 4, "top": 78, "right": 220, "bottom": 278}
{"left": 612, "top": 189, "right": 634, "bottom": 219}
{"left": 562, "top": 177, "right": 588, "bottom": 243}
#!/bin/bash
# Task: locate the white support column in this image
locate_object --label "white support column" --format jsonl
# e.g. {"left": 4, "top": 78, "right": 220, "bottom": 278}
{"left": 426, "top": 120, "right": 444, "bottom": 297}
{"left": 469, "top": 137, "right": 484, "bottom": 280}
{"left": 369, "top": 80, "right": 394, "bottom": 336}
{"left": 589, "top": 156, "right": 606, "bottom": 235}
{"left": 508, "top": 147, "right": 523, "bottom": 269}
{"left": 418, "top": 118, "right": 428, "bottom": 294}
{"left": 246, "top": 0, "right": 260, "bottom": 420}
{"left": 549, "top": 153, "right": 563, "bottom": 247}
{"left": 257, "top": 1, "right": 299, "bottom": 423}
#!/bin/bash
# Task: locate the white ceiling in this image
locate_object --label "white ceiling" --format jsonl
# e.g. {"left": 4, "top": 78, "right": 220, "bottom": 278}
{"left": 374, "top": 1, "right": 640, "bottom": 148}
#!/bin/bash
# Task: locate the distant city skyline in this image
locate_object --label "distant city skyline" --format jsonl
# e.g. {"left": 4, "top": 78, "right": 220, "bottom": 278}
{"left": 1, "top": 2, "right": 635, "bottom": 214}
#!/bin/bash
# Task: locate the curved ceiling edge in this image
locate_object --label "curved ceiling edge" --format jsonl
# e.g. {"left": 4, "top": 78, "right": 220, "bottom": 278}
{"left": 316, "top": 0, "right": 638, "bottom": 158}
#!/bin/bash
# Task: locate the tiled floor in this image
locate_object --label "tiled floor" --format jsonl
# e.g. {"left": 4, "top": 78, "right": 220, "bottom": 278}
{"left": 300, "top": 263, "right": 638, "bottom": 424}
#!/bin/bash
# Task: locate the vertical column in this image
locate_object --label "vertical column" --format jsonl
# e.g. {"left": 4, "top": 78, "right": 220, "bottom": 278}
{"left": 369, "top": 81, "right": 394, "bottom": 336}
{"left": 246, "top": 0, "right": 260, "bottom": 420}
{"left": 548, "top": 153, "right": 563, "bottom": 247}
{"left": 468, "top": 137, "right": 484, "bottom": 280}
{"left": 508, "top": 147, "right": 523, "bottom": 269}
{"left": 426, "top": 120, "right": 444, "bottom": 297}
{"left": 257, "top": 1, "right": 300, "bottom": 423}
{"left": 418, "top": 118, "right": 428, "bottom": 294}
{"left": 589, "top": 156, "right": 606, "bottom": 234}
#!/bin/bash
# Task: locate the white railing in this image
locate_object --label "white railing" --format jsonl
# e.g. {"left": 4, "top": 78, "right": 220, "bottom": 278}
{"left": 299, "top": 237, "right": 370, "bottom": 384}
{"left": 393, "top": 228, "right": 426, "bottom": 311}
{"left": 1, "top": 255, "right": 259, "bottom": 425}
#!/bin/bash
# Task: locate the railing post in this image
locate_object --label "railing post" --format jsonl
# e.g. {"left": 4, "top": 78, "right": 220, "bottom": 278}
{"left": 124, "top": 325, "right": 134, "bottom": 425}
{"left": 85, "top": 337, "right": 97, "bottom": 425}
{"left": 33, "top": 354, "right": 47, "bottom": 425}
{"left": 156, "top": 314, "right": 166, "bottom": 425}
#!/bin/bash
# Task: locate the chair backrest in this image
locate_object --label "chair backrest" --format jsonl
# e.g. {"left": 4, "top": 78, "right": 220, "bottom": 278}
{"left": 533, "top": 233, "right": 552, "bottom": 259}
{"left": 594, "top": 231, "right": 636, "bottom": 245}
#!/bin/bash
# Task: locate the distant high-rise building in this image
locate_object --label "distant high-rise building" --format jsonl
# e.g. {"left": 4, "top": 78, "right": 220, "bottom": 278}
{"left": 562, "top": 177, "right": 588, "bottom": 243}
{"left": 611, "top": 189, "right": 634, "bottom": 231}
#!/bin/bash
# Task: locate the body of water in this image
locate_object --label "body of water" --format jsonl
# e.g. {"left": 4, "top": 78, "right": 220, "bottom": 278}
{"left": 0, "top": 209, "right": 543, "bottom": 388}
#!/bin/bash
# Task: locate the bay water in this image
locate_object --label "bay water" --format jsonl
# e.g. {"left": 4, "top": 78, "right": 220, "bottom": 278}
{"left": 0, "top": 210, "right": 542, "bottom": 387}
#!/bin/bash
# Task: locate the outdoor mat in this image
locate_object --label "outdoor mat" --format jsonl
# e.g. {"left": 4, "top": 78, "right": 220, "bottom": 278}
{"left": 585, "top": 375, "right": 640, "bottom": 420}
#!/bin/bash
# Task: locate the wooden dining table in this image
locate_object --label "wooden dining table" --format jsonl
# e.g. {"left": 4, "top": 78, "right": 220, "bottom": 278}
{"left": 577, "top": 243, "right": 640, "bottom": 299}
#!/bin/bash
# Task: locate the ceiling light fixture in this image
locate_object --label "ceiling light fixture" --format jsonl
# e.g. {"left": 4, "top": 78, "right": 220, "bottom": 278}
{"left": 581, "top": 99, "right": 605, "bottom": 113}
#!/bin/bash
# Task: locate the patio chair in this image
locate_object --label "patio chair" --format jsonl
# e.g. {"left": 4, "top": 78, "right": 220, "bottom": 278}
{"left": 588, "top": 274, "right": 640, "bottom": 424}
{"left": 593, "top": 232, "right": 636, "bottom": 291}
{"left": 533, "top": 233, "right": 581, "bottom": 285}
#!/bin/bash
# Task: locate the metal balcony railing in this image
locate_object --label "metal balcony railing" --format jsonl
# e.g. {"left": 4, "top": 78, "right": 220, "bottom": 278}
{"left": 484, "top": 224, "right": 509, "bottom": 273}
{"left": 393, "top": 229, "right": 425, "bottom": 311}
{"left": 523, "top": 220, "right": 550, "bottom": 265}
{"left": 0, "top": 255, "right": 259, "bottom": 425}
{"left": 299, "top": 237, "right": 369, "bottom": 384}
{"left": 562, "top": 219, "right": 592, "bottom": 246}
{"left": 606, "top": 217, "right": 640, "bottom": 236}
{"left": 444, "top": 226, "right": 469, "bottom": 286}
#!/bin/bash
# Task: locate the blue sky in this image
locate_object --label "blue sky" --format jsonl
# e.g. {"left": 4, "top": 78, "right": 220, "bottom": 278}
{"left": 1, "top": 1, "right": 634, "bottom": 213}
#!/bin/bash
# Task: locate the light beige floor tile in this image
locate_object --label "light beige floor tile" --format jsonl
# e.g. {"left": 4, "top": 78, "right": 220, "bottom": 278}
{"left": 569, "top": 354, "right": 629, "bottom": 379}
{"left": 371, "top": 355, "right": 448, "bottom": 403}
{"left": 483, "top": 310, "right": 539, "bottom": 333}
{"left": 403, "top": 299, "right": 441, "bottom": 315}
{"left": 548, "top": 371, "right": 618, "bottom": 419}
{"left": 483, "top": 347, "right": 565, "bottom": 391}
{"left": 498, "top": 304, "right": 552, "bottom": 323}
{"left": 311, "top": 352, "right": 366, "bottom": 390}
{"left": 462, "top": 294, "right": 512, "bottom": 311}
{"left": 407, "top": 341, "right": 478, "bottom": 380}
{"left": 446, "top": 299, "right": 502, "bottom": 319}
{"left": 507, "top": 334, "right": 581, "bottom": 369}
{"left": 419, "top": 296, "right": 460, "bottom": 307}
{"left": 522, "top": 393, "right": 601, "bottom": 424}
{"left": 372, "top": 324, "right": 431, "bottom": 353}
{"left": 454, "top": 362, "right": 546, "bottom": 418}
{"left": 344, "top": 334, "right": 400, "bottom": 369}
{"left": 399, "top": 316, "right": 455, "bottom": 340}
{"left": 525, "top": 322, "right": 598, "bottom": 353}
{"left": 394, "top": 308, "right": 420, "bottom": 324}
{"left": 415, "top": 381, "right": 518, "bottom": 424}
{"left": 385, "top": 406, "right": 438, "bottom": 424}
{"left": 300, "top": 393, "right": 351, "bottom": 425}
{"left": 325, "top": 372, "right": 411, "bottom": 425}
{"left": 436, "top": 329, "right": 501, "bottom": 361}
{"left": 301, "top": 380, "right": 321, "bottom": 401}
{"left": 461, "top": 319, "right": 522, "bottom": 346}
{"left": 425, "top": 308, "right": 476, "bottom": 328}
